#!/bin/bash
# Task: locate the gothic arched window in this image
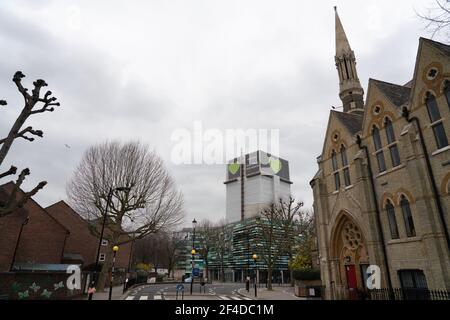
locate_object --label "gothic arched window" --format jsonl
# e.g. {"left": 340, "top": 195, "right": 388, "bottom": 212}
{"left": 444, "top": 80, "right": 450, "bottom": 110}
{"left": 425, "top": 92, "right": 449, "bottom": 150}
{"left": 400, "top": 195, "right": 416, "bottom": 237}
{"left": 372, "top": 126, "right": 387, "bottom": 173}
{"left": 340, "top": 145, "right": 351, "bottom": 186}
{"left": 384, "top": 118, "right": 401, "bottom": 167}
{"left": 332, "top": 150, "right": 340, "bottom": 191}
{"left": 385, "top": 200, "right": 399, "bottom": 239}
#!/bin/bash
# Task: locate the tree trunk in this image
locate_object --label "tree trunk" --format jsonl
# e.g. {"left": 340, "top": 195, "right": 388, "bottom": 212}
{"left": 96, "top": 248, "right": 113, "bottom": 292}
{"left": 221, "top": 261, "right": 225, "bottom": 282}
{"left": 290, "top": 268, "right": 294, "bottom": 287}
{"left": 267, "top": 265, "right": 273, "bottom": 291}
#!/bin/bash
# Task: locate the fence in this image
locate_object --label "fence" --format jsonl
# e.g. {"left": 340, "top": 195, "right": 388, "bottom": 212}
{"left": 369, "top": 288, "right": 450, "bottom": 300}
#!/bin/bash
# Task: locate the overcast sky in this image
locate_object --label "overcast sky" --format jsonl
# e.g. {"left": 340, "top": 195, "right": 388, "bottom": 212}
{"left": 0, "top": 0, "right": 440, "bottom": 226}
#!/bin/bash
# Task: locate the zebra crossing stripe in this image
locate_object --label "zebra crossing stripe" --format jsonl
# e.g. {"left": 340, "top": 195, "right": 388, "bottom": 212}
{"left": 242, "top": 297, "right": 252, "bottom": 300}
{"left": 139, "top": 296, "right": 148, "bottom": 300}
{"left": 154, "top": 295, "right": 162, "bottom": 300}
{"left": 230, "top": 296, "right": 241, "bottom": 300}
{"left": 125, "top": 296, "right": 135, "bottom": 300}
{"left": 219, "top": 296, "right": 231, "bottom": 300}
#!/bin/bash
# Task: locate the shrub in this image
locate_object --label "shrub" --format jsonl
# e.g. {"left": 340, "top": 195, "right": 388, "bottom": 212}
{"left": 293, "top": 269, "right": 321, "bottom": 281}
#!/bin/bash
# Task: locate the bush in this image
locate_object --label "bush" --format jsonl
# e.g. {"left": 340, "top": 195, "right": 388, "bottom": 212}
{"left": 293, "top": 269, "right": 321, "bottom": 281}
{"left": 136, "top": 263, "right": 153, "bottom": 272}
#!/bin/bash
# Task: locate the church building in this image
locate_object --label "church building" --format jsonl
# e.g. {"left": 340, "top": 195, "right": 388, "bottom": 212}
{"left": 310, "top": 8, "right": 450, "bottom": 299}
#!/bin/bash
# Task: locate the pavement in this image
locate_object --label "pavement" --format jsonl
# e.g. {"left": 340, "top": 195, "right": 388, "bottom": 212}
{"left": 237, "top": 285, "right": 306, "bottom": 300}
{"left": 122, "top": 282, "right": 254, "bottom": 301}
{"left": 119, "top": 282, "right": 306, "bottom": 301}
{"left": 86, "top": 285, "right": 127, "bottom": 300}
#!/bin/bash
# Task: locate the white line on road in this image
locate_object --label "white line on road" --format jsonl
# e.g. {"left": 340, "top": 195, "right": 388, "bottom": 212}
{"left": 231, "top": 296, "right": 241, "bottom": 300}
{"left": 219, "top": 296, "right": 231, "bottom": 300}
{"left": 154, "top": 295, "right": 162, "bottom": 300}
{"left": 139, "top": 296, "right": 148, "bottom": 300}
{"left": 125, "top": 296, "right": 135, "bottom": 300}
{"left": 242, "top": 297, "right": 252, "bottom": 300}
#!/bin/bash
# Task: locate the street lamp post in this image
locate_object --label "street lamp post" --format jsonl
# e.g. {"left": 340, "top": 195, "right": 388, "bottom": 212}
{"left": 252, "top": 254, "right": 258, "bottom": 298}
{"left": 93, "top": 186, "right": 130, "bottom": 288}
{"left": 246, "top": 221, "right": 250, "bottom": 292}
{"left": 9, "top": 216, "right": 29, "bottom": 271}
{"left": 123, "top": 235, "right": 135, "bottom": 294}
{"left": 109, "top": 245, "right": 119, "bottom": 300}
{"left": 190, "top": 218, "right": 197, "bottom": 295}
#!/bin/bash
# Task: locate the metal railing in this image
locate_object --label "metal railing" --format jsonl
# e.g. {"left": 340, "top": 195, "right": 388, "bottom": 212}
{"left": 369, "top": 288, "right": 450, "bottom": 300}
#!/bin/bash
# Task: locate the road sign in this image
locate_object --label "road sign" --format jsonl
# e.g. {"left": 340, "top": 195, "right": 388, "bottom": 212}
{"left": 193, "top": 268, "right": 200, "bottom": 276}
{"left": 176, "top": 284, "right": 184, "bottom": 292}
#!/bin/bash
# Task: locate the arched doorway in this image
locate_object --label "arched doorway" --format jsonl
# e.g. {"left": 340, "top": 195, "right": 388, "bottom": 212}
{"left": 331, "top": 213, "right": 369, "bottom": 299}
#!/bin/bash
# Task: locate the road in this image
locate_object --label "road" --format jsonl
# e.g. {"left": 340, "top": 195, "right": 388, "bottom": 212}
{"left": 124, "top": 282, "right": 255, "bottom": 301}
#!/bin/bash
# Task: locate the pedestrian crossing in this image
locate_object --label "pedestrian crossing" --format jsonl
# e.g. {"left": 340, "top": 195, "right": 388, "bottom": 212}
{"left": 218, "top": 295, "right": 252, "bottom": 301}
{"left": 125, "top": 295, "right": 164, "bottom": 300}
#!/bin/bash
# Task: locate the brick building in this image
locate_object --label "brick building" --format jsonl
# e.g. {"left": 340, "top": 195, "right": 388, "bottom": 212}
{"left": 0, "top": 182, "right": 69, "bottom": 272}
{"left": 46, "top": 200, "right": 132, "bottom": 270}
{"left": 310, "top": 8, "right": 450, "bottom": 299}
{"left": 0, "top": 183, "right": 132, "bottom": 273}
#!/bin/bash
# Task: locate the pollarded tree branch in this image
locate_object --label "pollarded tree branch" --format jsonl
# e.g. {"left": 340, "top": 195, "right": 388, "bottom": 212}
{"left": 0, "top": 71, "right": 60, "bottom": 165}
{"left": 0, "top": 167, "right": 47, "bottom": 217}
{"left": 0, "top": 166, "right": 17, "bottom": 179}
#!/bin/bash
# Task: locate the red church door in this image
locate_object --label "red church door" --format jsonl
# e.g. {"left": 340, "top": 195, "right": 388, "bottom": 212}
{"left": 345, "top": 265, "right": 358, "bottom": 300}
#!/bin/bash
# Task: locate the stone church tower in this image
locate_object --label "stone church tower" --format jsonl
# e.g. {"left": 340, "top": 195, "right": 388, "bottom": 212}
{"left": 311, "top": 8, "right": 450, "bottom": 300}
{"left": 334, "top": 7, "right": 364, "bottom": 113}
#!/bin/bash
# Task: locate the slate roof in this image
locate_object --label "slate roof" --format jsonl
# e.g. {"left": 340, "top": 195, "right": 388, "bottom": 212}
{"left": 372, "top": 79, "right": 411, "bottom": 108}
{"left": 331, "top": 110, "right": 363, "bottom": 135}
{"left": 422, "top": 37, "right": 450, "bottom": 57}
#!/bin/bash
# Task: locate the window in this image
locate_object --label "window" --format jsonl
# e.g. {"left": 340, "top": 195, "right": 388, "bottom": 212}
{"left": 101, "top": 239, "right": 108, "bottom": 246}
{"left": 445, "top": 81, "right": 450, "bottom": 109}
{"left": 385, "top": 200, "right": 399, "bottom": 239}
{"left": 400, "top": 196, "right": 416, "bottom": 237}
{"left": 398, "top": 270, "right": 429, "bottom": 300}
{"left": 425, "top": 92, "right": 449, "bottom": 150}
{"left": 385, "top": 118, "right": 401, "bottom": 167}
{"left": 373, "top": 126, "right": 386, "bottom": 173}
{"left": 99, "top": 253, "right": 106, "bottom": 262}
{"left": 341, "top": 145, "right": 351, "bottom": 186}
{"left": 332, "top": 150, "right": 340, "bottom": 191}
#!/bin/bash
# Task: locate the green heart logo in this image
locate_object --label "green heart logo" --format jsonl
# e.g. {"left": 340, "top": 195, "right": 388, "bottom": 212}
{"left": 269, "top": 157, "right": 282, "bottom": 174}
{"left": 228, "top": 163, "right": 240, "bottom": 175}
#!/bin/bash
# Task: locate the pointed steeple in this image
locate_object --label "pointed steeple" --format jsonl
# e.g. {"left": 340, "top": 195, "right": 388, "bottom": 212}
{"left": 334, "top": 7, "right": 364, "bottom": 113}
{"left": 335, "top": 7, "right": 352, "bottom": 56}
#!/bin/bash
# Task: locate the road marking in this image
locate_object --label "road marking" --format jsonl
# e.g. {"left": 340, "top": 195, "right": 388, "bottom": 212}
{"left": 139, "top": 296, "right": 148, "bottom": 300}
{"left": 242, "top": 297, "right": 252, "bottom": 300}
{"left": 230, "top": 296, "right": 241, "bottom": 300}
{"left": 154, "top": 295, "right": 162, "bottom": 300}
{"left": 125, "top": 296, "right": 135, "bottom": 300}
{"left": 219, "top": 296, "right": 231, "bottom": 300}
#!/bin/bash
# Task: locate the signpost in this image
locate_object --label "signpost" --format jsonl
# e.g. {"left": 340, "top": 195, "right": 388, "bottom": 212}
{"left": 193, "top": 268, "right": 200, "bottom": 277}
{"left": 176, "top": 284, "right": 185, "bottom": 300}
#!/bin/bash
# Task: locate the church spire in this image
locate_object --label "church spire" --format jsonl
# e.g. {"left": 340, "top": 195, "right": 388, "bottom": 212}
{"left": 334, "top": 7, "right": 364, "bottom": 113}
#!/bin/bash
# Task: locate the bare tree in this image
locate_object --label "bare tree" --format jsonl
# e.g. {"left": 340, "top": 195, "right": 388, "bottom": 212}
{"left": 255, "top": 203, "right": 281, "bottom": 291}
{"left": 213, "top": 219, "right": 232, "bottom": 282}
{"left": 276, "top": 197, "right": 315, "bottom": 286}
{"left": 67, "top": 141, "right": 184, "bottom": 291}
{"left": 0, "top": 71, "right": 60, "bottom": 217}
{"left": 254, "top": 198, "right": 312, "bottom": 290}
{"left": 165, "top": 232, "right": 185, "bottom": 278}
{"left": 419, "top": 0, "right": 450, "bottom": 39}
{"left": 197, "top": 219, "right": 216, "bottom": 281}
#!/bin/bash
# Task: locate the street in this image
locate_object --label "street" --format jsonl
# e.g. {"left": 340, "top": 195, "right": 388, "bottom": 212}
{"left": 123, "top": 282, "right": 254, "bottom": 301}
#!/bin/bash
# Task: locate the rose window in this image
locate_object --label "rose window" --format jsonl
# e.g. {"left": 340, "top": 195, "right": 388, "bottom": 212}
{"left": 342, "top": 221, "right": 362, "bottom": 250}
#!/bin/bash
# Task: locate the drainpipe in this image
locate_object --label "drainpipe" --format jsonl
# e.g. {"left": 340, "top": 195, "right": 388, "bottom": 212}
{"left": 402, "top": 108, "right": 450, "bottom": 253}
{"left": 356, "top": 135, "right": 394, "bottom": 298}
